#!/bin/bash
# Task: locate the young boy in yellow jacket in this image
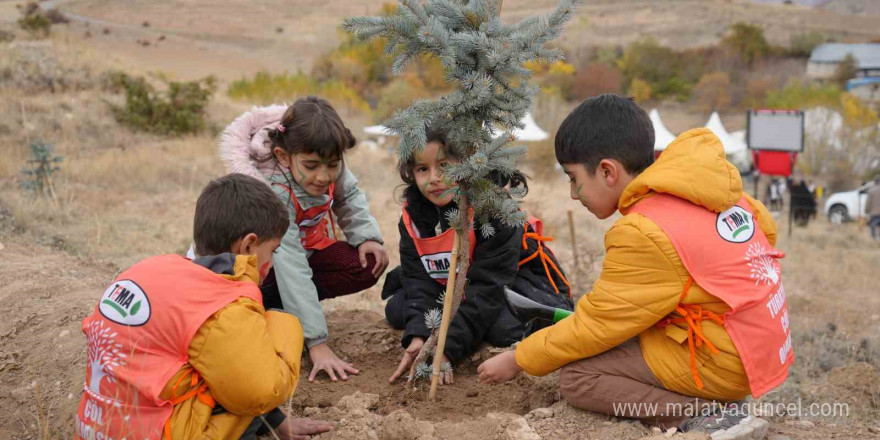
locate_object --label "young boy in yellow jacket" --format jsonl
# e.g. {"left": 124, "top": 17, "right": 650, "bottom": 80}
{"left": 478, "top": 95, "right": 791, "bottom": 440}
{"left": 76, "top": 174, "right": 332, "bottom": 440}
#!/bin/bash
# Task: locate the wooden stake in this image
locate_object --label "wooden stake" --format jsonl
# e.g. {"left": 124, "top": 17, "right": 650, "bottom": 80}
{"left": 567, "top": 209, "right": 579, "bottom": 269}
{"left": 428, "top": 230, "right": 461, "bottom": 401}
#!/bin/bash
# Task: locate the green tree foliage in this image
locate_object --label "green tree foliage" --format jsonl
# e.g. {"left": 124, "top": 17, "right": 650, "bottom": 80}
{"left": 831, "top": 53, "right": 859, "bottom": 89}
{"left": 109, "top": 73, "right": 217, "bottom": 136}
{"left": 17, "top": 2, "right": 51, "bottom": 37}
{"left": 722, "top": 22, "right": 770, "bottom": 66}
{"left": 764, "top": 79, "right": 842, "bottom": 109}
{"left": 788, "top": 32, "right": 828, "bottom": 58}
{"left": 571, "top": 63, "right": 621, "bottom": 100}
{"left": 20, "top": 139, "right": 63, "bottom": 199}
{"left": 692, "top": 71, "right": 731, "bottom": 112}
{"left": 629, "top": 78, "right": 651, "bottom": 102}
{"left": 227, "top": 71, "right": 371, "bottom": 113}
{"left": 618, "top": 38, "right": 693, "bottom": 101}
{"left": 344, "top": 0, "right": 581, "bottom": 229}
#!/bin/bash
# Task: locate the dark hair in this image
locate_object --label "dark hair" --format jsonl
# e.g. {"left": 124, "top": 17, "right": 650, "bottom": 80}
{"left": 398, "top": 127, "right": 528, "bottom": 232}
{"left": 262, "top": 96, "right": 357, "bottom": 162}
{"left": 193, "top": 173, "right": 289, "bottom": 256}
{"left": 555, "top": 94, "right": 654, "bottom": 174}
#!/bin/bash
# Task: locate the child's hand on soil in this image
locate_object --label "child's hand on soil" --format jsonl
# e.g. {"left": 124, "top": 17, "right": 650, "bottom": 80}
{"left": 389, "top": 337, "right": 424, "bottom": 383}
{"left": 308, "top": 342, "right": 359, "bottom": 382}
{"left": 276, "top": 417, "right": 334, "bottom": 440}
{"left": 389, "top": 337, "right": 454, "bottom": 385}
{"left": 358, "top": 240, "right": 389, "bottom": 278}
{"left": 477, "top": 350, "right": 522, "bottom": 384}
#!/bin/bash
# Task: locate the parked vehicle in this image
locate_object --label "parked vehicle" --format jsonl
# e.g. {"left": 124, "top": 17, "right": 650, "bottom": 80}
{"left": 824, "top": 182, "right": 875, "bottom": 224}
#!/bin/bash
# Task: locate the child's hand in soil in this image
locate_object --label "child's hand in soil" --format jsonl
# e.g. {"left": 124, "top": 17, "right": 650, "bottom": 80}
{"left": 358, "top": 240, "right": 389, "bottom": 278}
{"left": 308, "top": 342, "right": 359, "bottom": 382}
{"left": 389, "top": 337, "right": 454, "bottom": 384}
{"left": 477, "top": 350, "right": 522, "bottom": 384}
{"left": 389, "top": 337, "right": 424, "bottom": 383}
{"left": 276, "top": 417, "right": 334, "bottom": 440}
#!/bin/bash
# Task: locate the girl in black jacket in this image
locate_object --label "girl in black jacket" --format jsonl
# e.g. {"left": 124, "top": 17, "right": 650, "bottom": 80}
{"left": 384, "top": 128, "right": 573, "bottom": 385}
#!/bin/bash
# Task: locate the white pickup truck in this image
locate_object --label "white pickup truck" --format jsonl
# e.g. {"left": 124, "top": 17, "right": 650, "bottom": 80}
{"left": 824, "top": 182, "right": 875, "bottom": 224}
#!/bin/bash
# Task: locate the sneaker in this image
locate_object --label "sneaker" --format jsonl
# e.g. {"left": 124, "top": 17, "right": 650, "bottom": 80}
{"left": 680, "top": 413, "right": 770, "bottom": 440}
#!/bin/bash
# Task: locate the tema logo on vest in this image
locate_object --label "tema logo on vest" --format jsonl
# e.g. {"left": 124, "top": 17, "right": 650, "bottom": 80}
{"left": 421, "top": 252, "right": 452, "bottom": 280}
{"left": 99, "top": 280, "right": 151, "bottom": 326}
{"left": 716, "top": 205, "right": 754, "bottom": 243}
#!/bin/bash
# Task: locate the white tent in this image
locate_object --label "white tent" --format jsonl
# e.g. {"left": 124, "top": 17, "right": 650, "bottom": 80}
{"left": 650, "top": 109, "right": 676, "bottom": 151}
{"left": 704, "top": 112, "right": 747, "bottom": 155}
{"left": 727, "top": 129, "right": 751, "bottom": 172}
{"left": 363, "top": 125, "right": 395, "bottom": 136}
{"left": 507, "top": 112, "right": 548, "bottom": 141}
{"left": 366, "top": 112, "right": 548, "bottom": 143}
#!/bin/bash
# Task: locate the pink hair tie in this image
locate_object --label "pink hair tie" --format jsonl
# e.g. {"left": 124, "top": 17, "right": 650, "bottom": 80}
{"left": 277, "top": 124, "right": 286, "bottom": 133}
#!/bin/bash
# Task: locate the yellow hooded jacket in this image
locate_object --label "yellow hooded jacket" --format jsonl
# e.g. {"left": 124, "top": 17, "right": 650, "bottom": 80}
{"left": 516, "top": 129, "right": 777, "bottom": 401}
{"left": 161, "top": 255, "right": 304, "bottom": 439}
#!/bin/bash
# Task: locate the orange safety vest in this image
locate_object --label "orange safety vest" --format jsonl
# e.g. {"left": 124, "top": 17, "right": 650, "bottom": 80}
{"left": 401, "top": 206, "right": 477, "bottom": 285}
{"left": 273, "top": 182, "right": 337, "bottom": 251}
{"left": 631, "top": 194, "right": 793, "bottom": 398}
{"left": 75, "top": 255, "right": 263, "bottom": 440}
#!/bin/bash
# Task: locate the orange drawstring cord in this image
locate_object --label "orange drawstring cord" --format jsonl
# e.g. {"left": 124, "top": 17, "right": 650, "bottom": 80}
{"left": 656, "top": 277, "right": 724, "bottom": 390}
{"left": 518, "top": 225, "right": 572, "bottom": 297}
{"left": 163, "top": 367, "right": 216, "bottom": 440}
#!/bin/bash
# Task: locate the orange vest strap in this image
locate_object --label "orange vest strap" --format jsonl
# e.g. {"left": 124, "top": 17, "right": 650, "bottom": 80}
{"left": 657, "top": 276, "right": 724, "bottom": 390}
{"left": 518, "top": 224, "right": 571, "bottom": 297}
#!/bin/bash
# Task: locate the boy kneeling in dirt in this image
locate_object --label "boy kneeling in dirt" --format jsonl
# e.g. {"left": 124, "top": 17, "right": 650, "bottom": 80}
{"left": 479, "top": 95, "right": 792, "bottom": 440}
{"left": 76, "top": 173, "right": 332, "bottom": 440}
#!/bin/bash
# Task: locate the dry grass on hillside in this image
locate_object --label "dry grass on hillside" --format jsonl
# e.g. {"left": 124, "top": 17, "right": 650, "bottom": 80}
{"left": 2, "top": 36, "right": 880, "bottom": 440}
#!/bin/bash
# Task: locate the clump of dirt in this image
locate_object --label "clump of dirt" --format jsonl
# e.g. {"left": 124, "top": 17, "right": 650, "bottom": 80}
{"left": 291, "top": 310, "right": 560, "bottom": 422}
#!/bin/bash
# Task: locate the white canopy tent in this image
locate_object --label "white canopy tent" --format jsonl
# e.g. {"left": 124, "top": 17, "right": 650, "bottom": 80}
{"left": 506, "top": 112, "right": 548, "bottom": 142}
{"left": 650, "top": 109, "right": 676, "bottom": 152}
{"left": 704, "top": 111, "right": 747, "bottom": 155}
{"left": 365, "top": 112, "right": 548, "bottom": 142}
{"left": 363, "top": 124, "right": 395, "bottom": 136}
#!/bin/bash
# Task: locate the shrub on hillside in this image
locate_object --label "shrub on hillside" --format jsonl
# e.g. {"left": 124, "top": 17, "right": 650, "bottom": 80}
{"left": 722, "top": 22, "right": 770, "bottom": 66}
{"left": 44, "top": 9, "right": 69, "bottom": 25}
{"left": 17, "top": 2, "right": 51, "bottom": 38}
{"left": 743, "top": 75, "right": 775, "bottom": 109}
{"left": 374, "top": 75, "right": 431, "bottom": 121}
{"left": 109, "top": 73, "right": 216, "bottom": 136}
{"left": 227, "top": 71, "right": 370, "bottom": 115}
{"left": 831, "top": 53, "right": 859, "bottom": 89}
{"left": 765, "top": 79, "right": 842, "bottom": 109}
{"left": 629, "top": 78, "right": 652, "bottom": 102}
{"left": 692, "top": 71, "right": 731, "bottom": 112}
{"left": 572, "top": 63, "right": 621, "bottom": 100}
{"left": 618, "top": 38, "right": 693, "bottom": 101}
{"left": 788, "top": 31, "right": 829, "bottom": 58}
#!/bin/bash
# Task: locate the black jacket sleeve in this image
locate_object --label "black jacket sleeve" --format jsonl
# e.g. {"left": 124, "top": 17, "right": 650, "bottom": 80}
{"left": 398, "top": 218, "right": 444, "bottom": 348}
{"left": 443, "top": 221, "right": 522, "bottom": 362}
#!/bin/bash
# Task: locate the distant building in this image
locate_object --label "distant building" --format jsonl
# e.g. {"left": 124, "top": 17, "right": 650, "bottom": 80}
{"left": 847, "top": 77, "right": 880, "bottom": 102}
{"left": 807, "top": 43, "right": 880, "bottom": 79}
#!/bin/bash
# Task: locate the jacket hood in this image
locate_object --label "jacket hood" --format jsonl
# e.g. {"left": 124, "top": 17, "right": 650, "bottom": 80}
{"left": 620, "top": 128, "right": 743, "bottom": 213}
{"left": 219, "top": 104, "right": 289, "bottom": 184}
